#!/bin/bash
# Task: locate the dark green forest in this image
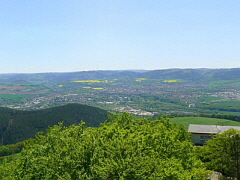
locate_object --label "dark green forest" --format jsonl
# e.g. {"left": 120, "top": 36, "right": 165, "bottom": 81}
{"left": 0, "top": 104, "right": 108, "bottom": 145}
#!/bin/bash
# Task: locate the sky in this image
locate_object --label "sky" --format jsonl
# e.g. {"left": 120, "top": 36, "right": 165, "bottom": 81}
{"left": 0, "top": 0, "right": 240, "bottom": 73}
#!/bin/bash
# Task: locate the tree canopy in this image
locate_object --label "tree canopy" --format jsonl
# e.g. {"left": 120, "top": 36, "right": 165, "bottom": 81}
{"left": 200, "top": 128, "right": 240, "bottom": 180}
{"left": 0, "top": 113, "right": 208, "bottom": 179}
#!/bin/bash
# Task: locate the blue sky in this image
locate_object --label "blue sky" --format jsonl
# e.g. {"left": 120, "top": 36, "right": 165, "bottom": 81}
{"left": 0, "top": 0, "right": 240, "bottom": 73}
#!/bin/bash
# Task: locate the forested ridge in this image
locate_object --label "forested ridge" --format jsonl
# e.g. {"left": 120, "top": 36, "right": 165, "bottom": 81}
{"left": 1, "top": 68, "right": 240, "bottom": 83}
{"left": 0, "top": 103, "right": 108, "bottom": 145}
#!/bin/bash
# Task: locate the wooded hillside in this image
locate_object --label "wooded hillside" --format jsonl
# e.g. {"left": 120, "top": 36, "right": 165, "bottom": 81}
{"left": 0, "top": 103, "right": 108, "bottom": 145}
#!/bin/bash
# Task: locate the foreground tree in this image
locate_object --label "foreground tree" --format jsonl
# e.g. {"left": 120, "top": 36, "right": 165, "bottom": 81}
{"left": 201, "top": 129, "right": 240, "bottom": 180}
{"left": 1, "top": 113, "right": 208, "bottom": 179}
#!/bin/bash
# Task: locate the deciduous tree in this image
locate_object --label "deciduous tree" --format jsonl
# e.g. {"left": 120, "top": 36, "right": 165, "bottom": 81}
{"left": 201, "top": 129, "right": 240, "bottom": 180}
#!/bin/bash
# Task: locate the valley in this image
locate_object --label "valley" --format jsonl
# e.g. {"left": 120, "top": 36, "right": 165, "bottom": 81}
{"left": 1, "top": 69, "right": 240, "bottom": 179}
{"left": 0, "top": 68, "right": 240, "bottom": 116}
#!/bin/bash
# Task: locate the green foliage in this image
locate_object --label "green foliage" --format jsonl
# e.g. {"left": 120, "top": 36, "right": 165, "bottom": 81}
{"left": 0, "top": 142, "right": 23, "bottom": 157}
{"left": 200, "top": 129, "right": 240, "bottom": 179}
{"left": 0, "top": 113, "right": 208, "bottom": 179}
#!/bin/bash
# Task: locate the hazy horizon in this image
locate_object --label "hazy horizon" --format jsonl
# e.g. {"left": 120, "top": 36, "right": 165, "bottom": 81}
{"left": 1, "top": 67, "right": 240, "bottom": 75}
{"left": 1, "top": 1, "right": 240, "bottom": 73}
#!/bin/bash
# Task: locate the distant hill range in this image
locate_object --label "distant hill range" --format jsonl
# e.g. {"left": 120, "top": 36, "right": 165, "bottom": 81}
{"left": 0, "top": 68, "right": 240, "bottom": 83}
{"left": 0, "top": 103, "right": 108, "bottom": 145}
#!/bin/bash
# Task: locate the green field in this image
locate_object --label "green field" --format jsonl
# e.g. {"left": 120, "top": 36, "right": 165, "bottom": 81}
{"left": 0, "top": 94, "right": 32, "bottom": 100}
{"left": 170, "top": 117, "right": 240, "bottom": 129}
{"left": 217, "top": 100, "right": 240, "bottom": 105}
{"left": 207, "top": 80, "right": 240, "bottom": 87}
{"left": 201, "top": 96, "right": 223, "bottom": 102}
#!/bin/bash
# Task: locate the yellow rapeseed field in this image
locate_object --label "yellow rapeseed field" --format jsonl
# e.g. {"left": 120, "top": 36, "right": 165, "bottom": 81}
{"left": 135, "top": 78, "right": 147, "bottom": 82}
{"left": 92, "top": 88, "right": 104, "bottom": 90}
{"left": 163, "top": 80, "right": 180, "bottom": 82}
{"left": 71, "top": 80, "right": 101, "bottom": 83}
{"left": 71, "top": 79, "right": 112, "bottom": 83}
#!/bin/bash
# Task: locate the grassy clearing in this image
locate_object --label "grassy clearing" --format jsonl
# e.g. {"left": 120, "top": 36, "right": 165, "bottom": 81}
{"left": 170, "top": 117, "right": 240, "bottom": 129}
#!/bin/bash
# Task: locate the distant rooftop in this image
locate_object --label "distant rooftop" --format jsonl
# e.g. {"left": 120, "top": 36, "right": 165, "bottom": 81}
{"left": 188, "top": 124, "right": 240, "bottom": 134}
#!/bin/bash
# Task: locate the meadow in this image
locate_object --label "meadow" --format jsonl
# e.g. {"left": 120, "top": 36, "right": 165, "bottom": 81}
{"left": 0, "top": 94, "right": 32, "bottom": 100}
{"left": 170, "top": 116, "right": 240, "bottom": 129}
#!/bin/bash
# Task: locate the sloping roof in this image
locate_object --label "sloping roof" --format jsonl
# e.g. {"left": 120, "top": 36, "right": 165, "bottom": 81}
{"left": 188, "top": 124, "right": 240, "bottom": 134}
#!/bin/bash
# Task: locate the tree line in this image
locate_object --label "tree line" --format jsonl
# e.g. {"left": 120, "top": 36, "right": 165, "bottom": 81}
{"left": 199, "top": 113, "right": 240, "bottom": 122}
